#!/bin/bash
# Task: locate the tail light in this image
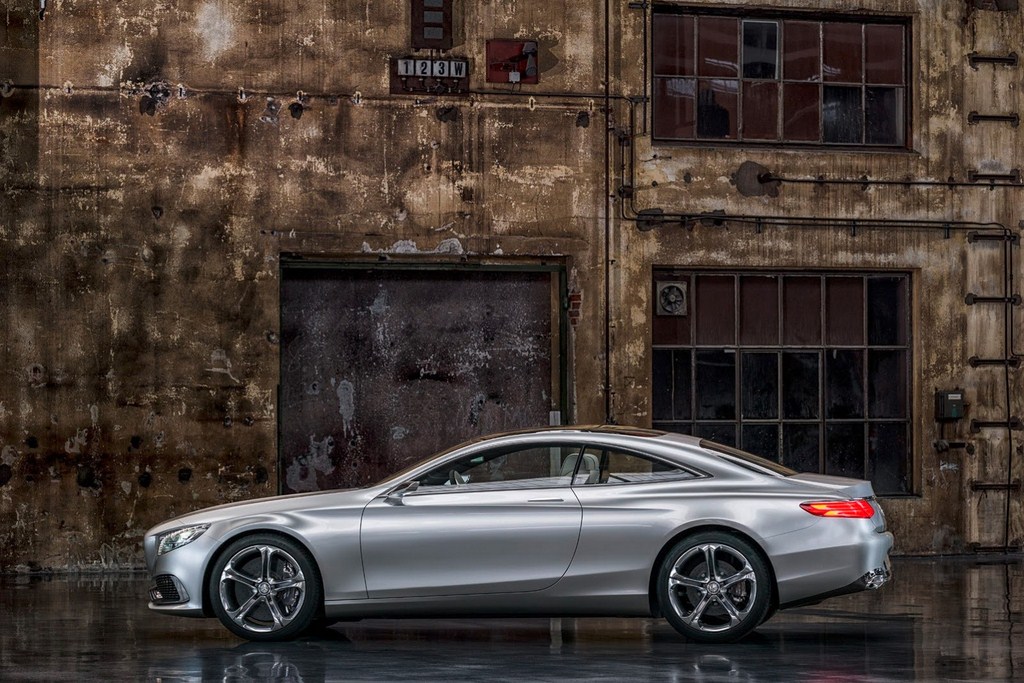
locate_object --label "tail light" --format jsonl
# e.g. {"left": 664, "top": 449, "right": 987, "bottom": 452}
{"left": 800, "top": 499, "right": 875, "bottom": 518}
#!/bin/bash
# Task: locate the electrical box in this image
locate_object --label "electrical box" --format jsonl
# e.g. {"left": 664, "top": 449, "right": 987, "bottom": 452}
{"left": 935, "top": 389, "right": 965, "bottom": 422}
{"left": 486, "top": 40, "right": 539, "bottom": 84}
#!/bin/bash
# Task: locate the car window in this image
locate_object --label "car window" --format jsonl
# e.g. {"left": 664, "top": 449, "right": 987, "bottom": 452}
{"left": 574, "top": 447, "right": 700, "bottom": 485}
{"left": 417, "top": 444, "right": 582, "bottom": 491}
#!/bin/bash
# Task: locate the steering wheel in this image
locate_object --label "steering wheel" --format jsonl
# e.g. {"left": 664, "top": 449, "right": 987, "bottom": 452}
{"left": 448, "top": 469, "right": 463, "bottom": 485}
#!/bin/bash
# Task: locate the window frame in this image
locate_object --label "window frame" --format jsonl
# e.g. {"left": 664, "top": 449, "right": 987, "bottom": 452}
{"left": 651, "top": 270, "right": 914, "bottom": 496}
{"left": 651, "top": 5, "right": 912, "bottom": 150}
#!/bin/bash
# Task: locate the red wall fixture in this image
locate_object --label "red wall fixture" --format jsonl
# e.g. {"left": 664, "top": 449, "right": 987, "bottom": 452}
{"left": 486, "top": 40, "right": 540, "bottom": 84}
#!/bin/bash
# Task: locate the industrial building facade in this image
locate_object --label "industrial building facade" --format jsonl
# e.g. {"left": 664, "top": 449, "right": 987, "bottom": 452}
{"left": 0, "top": 0, "right": 1021, "bottom": 569}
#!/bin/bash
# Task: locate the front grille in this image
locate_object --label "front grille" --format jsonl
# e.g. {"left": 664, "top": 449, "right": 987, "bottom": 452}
{"left": 150, "top": 574, "right": 182, "bottom": 604}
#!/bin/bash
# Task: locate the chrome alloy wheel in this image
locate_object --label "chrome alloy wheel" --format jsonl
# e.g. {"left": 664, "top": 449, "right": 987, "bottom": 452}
{"left": 218, "top": 544, "right": 307, "bottom": 634}
{"left": 666, "top": 542, "right": 757, "bottom": 633}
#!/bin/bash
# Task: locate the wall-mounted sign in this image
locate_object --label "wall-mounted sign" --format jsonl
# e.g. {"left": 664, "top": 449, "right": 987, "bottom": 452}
{"left": 390, "top": 57, "right": 470, "bottom": 95}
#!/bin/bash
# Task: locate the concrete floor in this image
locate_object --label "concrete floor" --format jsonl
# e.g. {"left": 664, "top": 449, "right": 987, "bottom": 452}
{"left": 1, "top": 557, "right": 1022, "bottom": 682}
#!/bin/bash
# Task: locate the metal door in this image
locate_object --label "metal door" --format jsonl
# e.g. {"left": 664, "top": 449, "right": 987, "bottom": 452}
{"left": 279, "top": 265, "right": 563, "bottom": 493}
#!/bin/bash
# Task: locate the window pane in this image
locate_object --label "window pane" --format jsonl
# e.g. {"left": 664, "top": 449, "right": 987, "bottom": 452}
{"left": 826, "top": 423, "right": 865, "bottom": 479}
{"left": 866, "top": 87, "right": 904, "bottom": 145}
{"left": 696, "top": 350, "right": 736, "bottom": 419}
{"left": 783, "top": 83, "right": 820, "bottom": 141}
{"left": 697, "top": 79, "right": 739, "bottom": 139}
{"left": 695, "top": 275, "right": 735, "bottom": 345}
{"left": 783, "top": 423, "right": 820, "bottom": 472}
{"left": 654, "top": 78, "right": 696, "bottom": 139}
{"left": 827, "top": 349, "right": 865, "bottom": 419}
{"left": 695, "top": 423, "right": 737, "bottom": 447}
{"left": 743, "top": 424, "right": 779, "bottom": 461}
{"left": 580, "top": 448, "right": 697, "bottom": 485}
{"left": 822, "top": 23, "right": 863, "bottom": 83}
{"left": 698, "top": 17, "right": 739, "bottom": 77}
{"left": 674, "top": 350, "right": 693, "bottom": 420}
{"left": 869, "top": 422, "right": 909, "bottom": 494}
{"left": 420, "top": 445, "right": 579, "bottom": 489}
{"left": 423, "top": 27, "right": 444, "bottom": 40}
{"left": 423, "top": 11, "right": 444, "bottom": 23}
{"left": 869, "top": 350, "right": 907, "bottom": 418}
{"left": 742, "top": 352, "right": 778, "bottom": 419}
{"left": 653, "top": 349, "right": 673, "bottom": 421}
{"left": 826, "top": 277, "right": 864, "bottom": 345}
{"left": 865, "top": 25, "right": 904, "bottom": 84}
{"left": 654, "top": 15, "right": 695, "bottom": 76}
{"left": 868, "top": 277, "right": 908, "bottom": 345}
{"left": 740, "top": 275, "right": 779, "bottom": 343}
{"left": 783, "top": 276, "right": 821, "bottom": 345}
{"left": 742, "top": 81, "right": 779, "bottom": 140}
{"left": 654, "top": 421, "right": 692, "bottom": 436}
{"left": 823, "top": 85, "right": 863, "bottom": 143}
{"left": 743, "top": 21, "right": 778, "bottom": 79}
{"left": 782, "top": 352, "right": 819, "bottom": 419}
{"left": 783, "top": 21, "right": 820, "bottom": 81}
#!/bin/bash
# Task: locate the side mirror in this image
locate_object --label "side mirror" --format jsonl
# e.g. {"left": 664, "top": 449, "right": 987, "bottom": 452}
{"left": 384, "top": 481, "right": 419, "bottom": 506}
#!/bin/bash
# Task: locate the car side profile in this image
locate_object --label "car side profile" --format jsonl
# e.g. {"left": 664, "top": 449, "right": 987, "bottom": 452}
{"left": 144, "top": 426, "right": 893, "bottom": 643}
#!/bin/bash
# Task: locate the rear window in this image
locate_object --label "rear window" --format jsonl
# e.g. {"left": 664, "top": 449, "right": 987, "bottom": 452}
{"left": 699, "top": 439, "right": 798, "bottom": 477}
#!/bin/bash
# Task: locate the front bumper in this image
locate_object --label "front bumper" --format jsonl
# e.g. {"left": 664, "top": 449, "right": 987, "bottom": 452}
{"left": 144, "top": 531, "right": 219, "bottom": 617}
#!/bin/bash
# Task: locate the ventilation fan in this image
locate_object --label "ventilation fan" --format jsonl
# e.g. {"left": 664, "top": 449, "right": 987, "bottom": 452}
{"left": 656, "top": 281, "right": 688, "bottom": 316}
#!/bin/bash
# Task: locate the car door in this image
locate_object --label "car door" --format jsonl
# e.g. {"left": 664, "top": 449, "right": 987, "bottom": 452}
{"left": 360, "top": 443, "right": 584, "bottom": 598}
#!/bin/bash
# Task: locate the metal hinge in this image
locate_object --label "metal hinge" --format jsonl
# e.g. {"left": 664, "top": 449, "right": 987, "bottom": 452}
{"left": 968, "top": 111, "right": 1020, "bottom": 126}
{"left": 970, "top": 417, "right": 1024, "bottom": 432}
{"left": 965, "top": 293, "right": 1022, "bottom": 305}
{"left": 970, "top": 479, "right": 1022, "bottom": 492}
{"left": 967, "top": 356, "right": 1022, "bottom": 368}
{"left": 968, "top": 51, "right": 1019, "bottom": 68}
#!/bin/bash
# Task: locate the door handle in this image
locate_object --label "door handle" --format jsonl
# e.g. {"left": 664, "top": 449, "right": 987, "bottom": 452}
{"left": 528, "top": 498, "right": 564, "bottom": 503}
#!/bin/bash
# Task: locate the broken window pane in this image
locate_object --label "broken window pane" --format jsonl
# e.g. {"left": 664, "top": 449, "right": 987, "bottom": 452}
{"left": 822, "top": 22, "right": 862, "bottom": 82}
{"left": 823, "top": 85, "right": 863, "bottom": 143}
{"left": 826, "top": 423, "right": 865, "bottom": 479}
{"left": 698, "top": 17, "right": 739, "bottom": 77}
{"left": 697, "top": 79, "right": 739, "bottom": 139}
{"left": 784, "top": 423, "right": 820, "bottom": 472}
{"left": 743, "top": 21, "right": 778, "bottom": 78}
{"left": 695, "top": 275, "right": 735, "bottom": 344}
{"left": 869, "top": 422, "right": 909, "bottom": 494}
{"left": 652, "top": 349, "right": 673, "bottom": 421}
{"left": 742, "top": 352, "right": 778, "bottom": 419}
{"left": 865, "top": 24, "right": 904, "bottom": 84}
{"left": 742, "top": 82, "right": 779, "bottom": 140}
{"left": 696, "top": 350, "right": 736, "bottom": 420}
{"left": 674, "top": 350, "right": 693, "bottom": 420}
{"left": 827, "top": 349, "right": 865, "bottom": 419}
{"left": 866, "top": 87, "right": 904, "bottom": 145}
{"left": 783, "top": 352, "right": 819, "bottom": 419}
{"left": 869, "top": 350, "right": 907, "bottom": 418}
{"left": 743, "top": 424, "right": 779, "bottom": 461}
{"left": 783, "top": 276, "right": 821, "bottom": 345}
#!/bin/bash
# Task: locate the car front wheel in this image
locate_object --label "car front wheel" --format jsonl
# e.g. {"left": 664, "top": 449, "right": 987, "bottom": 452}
{"left": 209, "top": 533, "right": 322, "bottom": 641}
{"left": 657, "top": 531, "right": 771, "bottom": 643}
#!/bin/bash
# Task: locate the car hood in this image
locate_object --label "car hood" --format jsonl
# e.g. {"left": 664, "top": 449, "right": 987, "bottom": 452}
{"left": 145, "top": 487, "right": 371, "bottom": 537}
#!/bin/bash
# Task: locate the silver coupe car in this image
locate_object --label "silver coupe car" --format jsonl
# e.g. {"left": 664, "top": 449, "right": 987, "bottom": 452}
{"left": 144, "top": 426, "right": 893, "bottom": 643}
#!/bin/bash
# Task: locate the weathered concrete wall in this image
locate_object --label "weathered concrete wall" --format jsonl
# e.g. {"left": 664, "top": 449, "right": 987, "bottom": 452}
{"left": 0, "top": 0, "right": 1021, "bottom": 569}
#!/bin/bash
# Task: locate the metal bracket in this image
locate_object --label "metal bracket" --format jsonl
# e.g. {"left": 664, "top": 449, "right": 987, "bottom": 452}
{"left": 965, "top": 293, "right": 1022, "bottom": 305}
{"left": 968, "top": 356, "right": 1022, "bottom": 368}
{"left": 968, "top": 51, "right": 1019, "bottom": 68}
{"left": 967, "top": 169, "right": 1021, "bottom": 184}
{"left": 967, "top": 231, "right": 1020, "bottom": 244}
{"left": 970, "top": 417, "right": 1024, "bottom": 432}
{"left": 969, "top": 479, "right": 1022, "bottom": 492}
{"left": 933, "top": 440, "right": 976, "bottom": 454}
{"left": 968, "top": 111, "right": 1020, "bottom": 126}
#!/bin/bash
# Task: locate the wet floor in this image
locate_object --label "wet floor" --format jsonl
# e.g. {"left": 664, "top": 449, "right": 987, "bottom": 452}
{"left": 1, "top": 556, "right": 1022, "bottom": 681}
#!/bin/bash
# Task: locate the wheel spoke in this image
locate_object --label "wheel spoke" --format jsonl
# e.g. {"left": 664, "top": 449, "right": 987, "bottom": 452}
{"left": 721, "top": 566, "right": 755, "bottom": 589}
{"left": 669, "top": 570, "right": 705, "bottom": 590}
{"left": 222, "top": 565, "right": 258, "bottom": 589}
{"left": 259, "top": 546, "right": 274, "bottom": 581}
{"left": 703, "top": 545, "right": 718, "bottom": 581}
{"left": 683, "top": 593, "right": 713, "bottom": 627}
{"left": 265, "top": 595, "right": 291, "bottom": 629}
{"left": 229, "top": 594, "right": 261, "bottom": 626}
{"left": 272, "top": 576, "right": 305, "bottom": 592}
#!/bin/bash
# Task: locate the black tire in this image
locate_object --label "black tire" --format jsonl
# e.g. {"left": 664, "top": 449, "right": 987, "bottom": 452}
{"left": 208, "top": 533, "right": 323, "bottom": 641}
{"left": 656, "top": 531, "right": 771, "bottom": 644}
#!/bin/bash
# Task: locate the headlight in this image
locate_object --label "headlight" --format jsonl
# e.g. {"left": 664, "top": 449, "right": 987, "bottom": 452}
{"left": 158, "top": 524, "right": 210, "bottom": 555}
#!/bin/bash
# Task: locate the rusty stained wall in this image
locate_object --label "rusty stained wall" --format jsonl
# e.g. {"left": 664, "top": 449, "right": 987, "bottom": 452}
{"left": 616, "top": 0, "right": 1024, "bottom": 554}
{"left": 0, "top": 0, "right": 1021, "bottom": 570}
{"left": 0, "top": 0, "right": 606, "bottom": 570}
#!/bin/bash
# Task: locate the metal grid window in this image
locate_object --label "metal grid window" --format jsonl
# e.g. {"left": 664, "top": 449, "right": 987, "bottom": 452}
{"left": 652, "top": 9, "right": 909, "bottom": 147}
{"left": 652, "top": 272, "right": 912, "bottom": 495}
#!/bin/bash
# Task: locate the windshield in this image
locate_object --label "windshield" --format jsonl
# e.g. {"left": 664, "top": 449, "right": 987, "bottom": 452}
{"left": 699, "top": 439, "right": 798, "bottom": 477}
{"left": 370, "top": 434, "right": 488, "bottom": 487}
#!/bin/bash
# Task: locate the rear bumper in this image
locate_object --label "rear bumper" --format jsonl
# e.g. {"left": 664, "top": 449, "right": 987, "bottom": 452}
{"left": 779, "top": 557, "right": 892, "bottom": 609}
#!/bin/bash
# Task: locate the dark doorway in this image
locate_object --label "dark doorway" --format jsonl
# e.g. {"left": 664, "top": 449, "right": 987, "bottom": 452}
{"left": 279, "top": 264, "right": 565, "bottom": 493}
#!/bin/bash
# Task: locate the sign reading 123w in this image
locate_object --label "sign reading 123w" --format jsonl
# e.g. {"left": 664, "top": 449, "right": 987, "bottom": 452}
{"left": 390, "top": 57, "right": 470, "bottom": 95}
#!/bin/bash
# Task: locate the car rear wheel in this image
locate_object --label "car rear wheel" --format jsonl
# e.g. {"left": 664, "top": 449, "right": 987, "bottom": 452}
{"left": 657, "top": 531, "right": 771, "bottom": 643}
{"left": 209, "top": 534, "right": 322, "bottom": 641}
